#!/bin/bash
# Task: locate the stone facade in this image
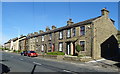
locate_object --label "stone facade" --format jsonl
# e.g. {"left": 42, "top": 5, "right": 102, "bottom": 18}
{"left": 19, "top": 35, "right": 26, "bottom": 51}
{"left": 4, "top": 40, "right": 11, "bottom": 49}
{"left": 4, "top": 8, "right": 119, "bottom": 59}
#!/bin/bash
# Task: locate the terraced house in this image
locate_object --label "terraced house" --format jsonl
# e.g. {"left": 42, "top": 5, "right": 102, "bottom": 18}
{"left": 4, "top": 8, "right": 119, "bottom": 59}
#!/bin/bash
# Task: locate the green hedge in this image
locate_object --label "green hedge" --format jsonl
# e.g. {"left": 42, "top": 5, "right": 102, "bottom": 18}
{"left": 0, "top": 48, "right": 9, "bottom": 50}
{"left": 47, "top": 51, "right": 65, "bottom": 55}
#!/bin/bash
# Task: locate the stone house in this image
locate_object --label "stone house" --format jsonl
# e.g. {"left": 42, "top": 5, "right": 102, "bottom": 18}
{"left": 12, "top": 37, "right": 18, "bottom": 51}
{"left": 7, "top": 37, "right": 19, "bottom": 51}
{"left": 4, "top": 39, "right": 11, "bottom": 49}
{"left": 29, "top": 8, "right": 118, "bottom": 59}
{"left": 4, "top": 8, "right": 119, "bottom": 59}
{"left": 19, "top": 35, "right": 26, "bottom": 51}
{"left": 25, "top": 33, "right": 38, "bottom": 51}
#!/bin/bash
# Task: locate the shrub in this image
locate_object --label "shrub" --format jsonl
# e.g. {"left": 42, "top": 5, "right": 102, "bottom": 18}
{"left": 47, "top": 51, "right": 65, "bottom": 55}
{"left": 76, "top": 44, "right": 82, "bottom": 52}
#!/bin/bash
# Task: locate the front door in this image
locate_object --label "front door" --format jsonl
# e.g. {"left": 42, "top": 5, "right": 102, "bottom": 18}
{"left": 52, "top": 44, "right": 55, "bottom": 52}
{"left": 73, "top": 42, "right": 76, "bottom": 56}
{"left": 66, "top": 42, "right": 71, "bottom": 55}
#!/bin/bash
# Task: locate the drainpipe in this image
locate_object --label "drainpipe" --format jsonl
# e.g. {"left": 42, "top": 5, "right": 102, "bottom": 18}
{"left": 91, "top": 23, "right": 94, "bottom": 59}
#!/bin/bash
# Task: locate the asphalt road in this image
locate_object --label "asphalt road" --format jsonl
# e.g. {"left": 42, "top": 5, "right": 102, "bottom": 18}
{"left": 1, "top": 51, "right": 119, "bottom": 73}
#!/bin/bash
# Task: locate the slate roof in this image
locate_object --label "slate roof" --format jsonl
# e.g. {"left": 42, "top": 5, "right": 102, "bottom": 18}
{"left": 30, "top": 16, "right": 102, "bottom": 38}
{"left": 18, "top": 15, "right": 115, "bottom": 39}
{"left": 12, "top": 37, "right": 18, "bottom": 42}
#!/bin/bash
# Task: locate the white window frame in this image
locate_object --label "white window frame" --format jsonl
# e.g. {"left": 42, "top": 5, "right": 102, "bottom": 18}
{"left": 59, "top": 31, "right": 63, "bottom": 39}
{"left": 42, "top": 36, "right": 44, "bottom": 41}
{"left": 59, "top": 42, "right": 63, "bottom": 52}
{"left": 67, "top": 29, "right": 71, "bottom": 38}
{"left": 41, "top": 45, "right": 44, "bottom": 51}
{"left": 79, "top": 40, "right": 86, "bottom": 51}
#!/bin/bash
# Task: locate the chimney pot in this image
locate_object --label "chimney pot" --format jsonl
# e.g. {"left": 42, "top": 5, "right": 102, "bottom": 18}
{"left": 46, "top": 26, "right": 50, "bottom": 31}
{"left": 67, "top": 18, "right": 74, "bottom": 26}
{"left": 39, "top": 30, "right": 44, "bottom": 33}
{"left": 101, "top": 8, "right": 109, "bottom": 17}
{"left": 52, "top": 25, "right": 56, "bottom": 30}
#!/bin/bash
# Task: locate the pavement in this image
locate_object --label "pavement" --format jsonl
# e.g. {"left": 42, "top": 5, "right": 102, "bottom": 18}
{"left": 1, "top": 51, "right": 120, "bottom": 73}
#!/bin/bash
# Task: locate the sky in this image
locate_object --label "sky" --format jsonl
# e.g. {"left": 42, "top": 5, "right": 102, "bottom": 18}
{"left": 1, "top": 2, "right": 119, "bottom": 45}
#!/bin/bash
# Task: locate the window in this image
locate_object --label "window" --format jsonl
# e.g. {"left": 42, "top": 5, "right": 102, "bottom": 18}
{"left": 48, "top": 43, "right": 52, "bottom": 52}
{"left": 49, "top": 33, "right": 52, "bottom": 40}
{"left": 72, "top": 28, "right": 76, "bottom": 36}
{"left": 80, "top": 26, "right": 85, "bottom": 35}
{"left": 80, "top": 41, "right": 85, "bottom": 51}
{"left": 49, "top": 43, "right": 52, "bottom": 48}
{"left": 59, "top": 31, "right": 63, "bottom": 39}
{"left": 36, "top": 39, "right": 38, "bottom": 42}
{"left": 67, "top": 29, "right": 71, "bottom": 38}
{"left": 59, "top": 42, "right": 63, "bottom": 52}
{"left": 42, "top": 36, "right": 44, "bottom": 41}
{"left": 41, "top": 45, "right": 44, "bottom": 51}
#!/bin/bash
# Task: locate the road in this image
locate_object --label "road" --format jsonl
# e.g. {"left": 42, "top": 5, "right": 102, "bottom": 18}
{"left": 0, "top": 51, "right": 119, "bottom": 73}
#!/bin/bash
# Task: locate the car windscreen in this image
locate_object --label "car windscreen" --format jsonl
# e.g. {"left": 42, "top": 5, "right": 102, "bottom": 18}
{"left": 30, "top": 51, "right": 36, "bottom": 53}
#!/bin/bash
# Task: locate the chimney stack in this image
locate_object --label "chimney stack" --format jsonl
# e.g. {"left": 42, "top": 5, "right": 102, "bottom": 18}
{"left": 52, "top": 25, "right": 56, "bottom": 30}
{"left": 46, "top": 26, "right": 50, "bottom": 31}
{"left": 39, "top": 30, "right": 44, "bottom": 33}
{"left": 30, "top": 33, "right": 34, "bottom": 36}
{"left": 67, "top": 18, "right": 74, "bottom": 26}
{"left": 101, "top": 8, "right": 109, "bottom": 17}
{"left": 34, "top": 32, "right": 38, "bottom": 35}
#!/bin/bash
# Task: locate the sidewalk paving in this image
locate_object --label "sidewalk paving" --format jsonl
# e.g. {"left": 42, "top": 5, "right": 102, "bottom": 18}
{"left": 37, "top": 54, "right": 120, "bottom": 71}
{"left": 85, "top": 57, "right": 120, "bottom": 71}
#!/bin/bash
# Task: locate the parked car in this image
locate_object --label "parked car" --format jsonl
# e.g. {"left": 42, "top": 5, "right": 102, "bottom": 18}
{"left": 27, "top": 51, "right": 38, "bottom": 57}
{"left": 21, "top": 51, "right": 28, "bottom": 56}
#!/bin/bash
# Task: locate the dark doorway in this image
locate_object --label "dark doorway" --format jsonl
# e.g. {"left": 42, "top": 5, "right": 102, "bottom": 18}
{"left": 73, "top": 42, "right": 76, "bottom": 56}
{"left": 66, "top": 42, "right": 71, "bottom": 55}
{"left": 101, "top": 35, "right": 119, "bottom": 59}
{"left": 44, "top": 44, "right": 47, "bottom": 53}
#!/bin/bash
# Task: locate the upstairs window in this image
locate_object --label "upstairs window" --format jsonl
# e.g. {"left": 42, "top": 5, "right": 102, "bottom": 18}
{"left": 42, "top": 36, "right": 44, "bottom": 41}
{"left": 80, "top": 41, "right": 85, "bottom": 51}
{"left": 59, "top": 42, "right": 63, "bottom": 52}
{"left": 80, "top": 26, "right": 85, "bottom": 35}
{"left": 59, "top": 31, "right": 63, "bottom": 39}
{"left": 36, "top": 38, "right": 38, "bottom": 42}
{"left": 72, "top": 28, "right": 76, "bottom": 37}
{"left": 67, "top": 29, "right": 71, "bottom": 38}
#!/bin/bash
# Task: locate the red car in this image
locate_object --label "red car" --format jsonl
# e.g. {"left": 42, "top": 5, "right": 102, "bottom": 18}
{"left": 27, "top": 51, "right": 38, "bottom": 57}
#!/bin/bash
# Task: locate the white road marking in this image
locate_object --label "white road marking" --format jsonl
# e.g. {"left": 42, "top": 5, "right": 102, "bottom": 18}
{"left": 63, "top": 70, "right": 71, "bottom": 72}
{"left": 20, "top": 59, "right": 23, "bottom": 60}
{"left": 33, "top": 62, "right": 42, "bottom": 65}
